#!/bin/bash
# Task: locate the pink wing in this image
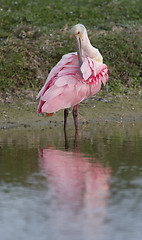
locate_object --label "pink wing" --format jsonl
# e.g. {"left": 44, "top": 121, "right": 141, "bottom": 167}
{"left": 37, "top": 53, "right": 108, "bottom": 114}
{"left": 36, "top": 53, "right": 77, "bottom": 99}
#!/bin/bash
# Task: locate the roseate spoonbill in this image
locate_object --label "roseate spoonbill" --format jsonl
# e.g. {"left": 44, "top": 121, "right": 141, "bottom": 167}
{"left": 37, "top": 24, "right": 108, "bottom": 131}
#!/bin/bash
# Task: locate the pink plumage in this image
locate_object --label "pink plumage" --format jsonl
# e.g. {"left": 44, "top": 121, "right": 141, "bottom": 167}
{"left": 37, "top": 52, "right": 108, "bottom": 114}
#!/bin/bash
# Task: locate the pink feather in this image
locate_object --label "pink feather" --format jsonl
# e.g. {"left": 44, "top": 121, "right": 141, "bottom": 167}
{"left": 37, "top": 52, "right": 108, "bottom": 114}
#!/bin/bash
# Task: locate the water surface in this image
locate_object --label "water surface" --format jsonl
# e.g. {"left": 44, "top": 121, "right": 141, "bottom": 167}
{"left": 0, "top": 123, "right": 142, "bottom": 240}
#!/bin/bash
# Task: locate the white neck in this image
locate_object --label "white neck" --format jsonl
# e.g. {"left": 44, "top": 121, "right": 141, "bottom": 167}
{"left": 82, "top": 32, "right": 103, "bottom": 63}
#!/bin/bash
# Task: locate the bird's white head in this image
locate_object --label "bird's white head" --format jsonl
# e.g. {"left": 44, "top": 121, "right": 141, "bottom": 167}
{"left": 71, "top": 24, "right": 103, "bottom": 67}
{"left": 71, "top": 24, "right": 87, "bottom": 39}
{"left": 71, "top": 24, "right": 88, "bottom": 72}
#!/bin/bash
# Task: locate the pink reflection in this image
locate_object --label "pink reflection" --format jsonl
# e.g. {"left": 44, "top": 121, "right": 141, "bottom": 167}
{"left": 39, "top": 147, "right": 111, "bottom": 212}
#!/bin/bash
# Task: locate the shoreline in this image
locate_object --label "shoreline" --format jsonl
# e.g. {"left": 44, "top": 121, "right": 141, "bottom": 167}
{"left": 0, "top": 92, "right": 142, "bottom": 130}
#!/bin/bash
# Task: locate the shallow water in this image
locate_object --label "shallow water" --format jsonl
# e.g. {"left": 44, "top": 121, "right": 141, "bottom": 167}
{"left": 0, "top": 123, "right": 142, "bottom": 240}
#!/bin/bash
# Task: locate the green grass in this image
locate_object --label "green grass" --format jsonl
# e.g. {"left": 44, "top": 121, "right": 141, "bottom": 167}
{"left": 0, "top": 0, "right": 141, "bottom": 93}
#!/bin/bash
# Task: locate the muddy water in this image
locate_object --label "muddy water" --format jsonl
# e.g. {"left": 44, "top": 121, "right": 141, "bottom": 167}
{"left": 0, "top": 123, "right": 142, "bottom": 240}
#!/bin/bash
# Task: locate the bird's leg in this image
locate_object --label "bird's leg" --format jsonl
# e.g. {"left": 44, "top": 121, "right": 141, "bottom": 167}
{"left": 64, "top": 127, "right": 69, "bottom": 150}
{"left": 74, "top": 130, "right": 79, "bottom": 152}
{"left": 64, "top": 108, "right": 69, "bottom": 132}
{"left": 72, "top": 104, "right": 79, "bottom": 132}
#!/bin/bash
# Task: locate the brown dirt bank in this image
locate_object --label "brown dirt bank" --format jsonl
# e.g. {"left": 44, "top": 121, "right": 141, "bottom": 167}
{"left": 0, "top": 90, "right": 142, "bottom": 130}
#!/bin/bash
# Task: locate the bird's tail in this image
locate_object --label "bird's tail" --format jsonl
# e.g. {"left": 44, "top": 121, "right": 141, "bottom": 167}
{"left": 46, "top": 113, "right": 54, "bottom": 117}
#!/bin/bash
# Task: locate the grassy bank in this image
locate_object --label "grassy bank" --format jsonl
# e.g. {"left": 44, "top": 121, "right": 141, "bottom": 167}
{"left": 0, "top": 0, "right": 141, "bottom": 94}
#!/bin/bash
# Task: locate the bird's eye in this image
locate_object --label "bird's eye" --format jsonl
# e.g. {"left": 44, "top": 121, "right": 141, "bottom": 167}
{"left": 77, "top": 31, "right": 80, "bottom": 35}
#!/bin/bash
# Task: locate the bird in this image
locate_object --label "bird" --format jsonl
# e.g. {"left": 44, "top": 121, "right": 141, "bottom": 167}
{"left": 37, "top": 24, "right": 108, "bottom": 132}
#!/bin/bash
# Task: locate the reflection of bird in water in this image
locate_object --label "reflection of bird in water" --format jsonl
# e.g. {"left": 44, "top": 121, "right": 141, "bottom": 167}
{"left": 37, "top": 24, "right": 108, "bottom": 132}
{"left": 38, "top": 131, "right": 111, "bottom": 229}
{"left": 39, "top": 148, "right": 111, "bottom": 210}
